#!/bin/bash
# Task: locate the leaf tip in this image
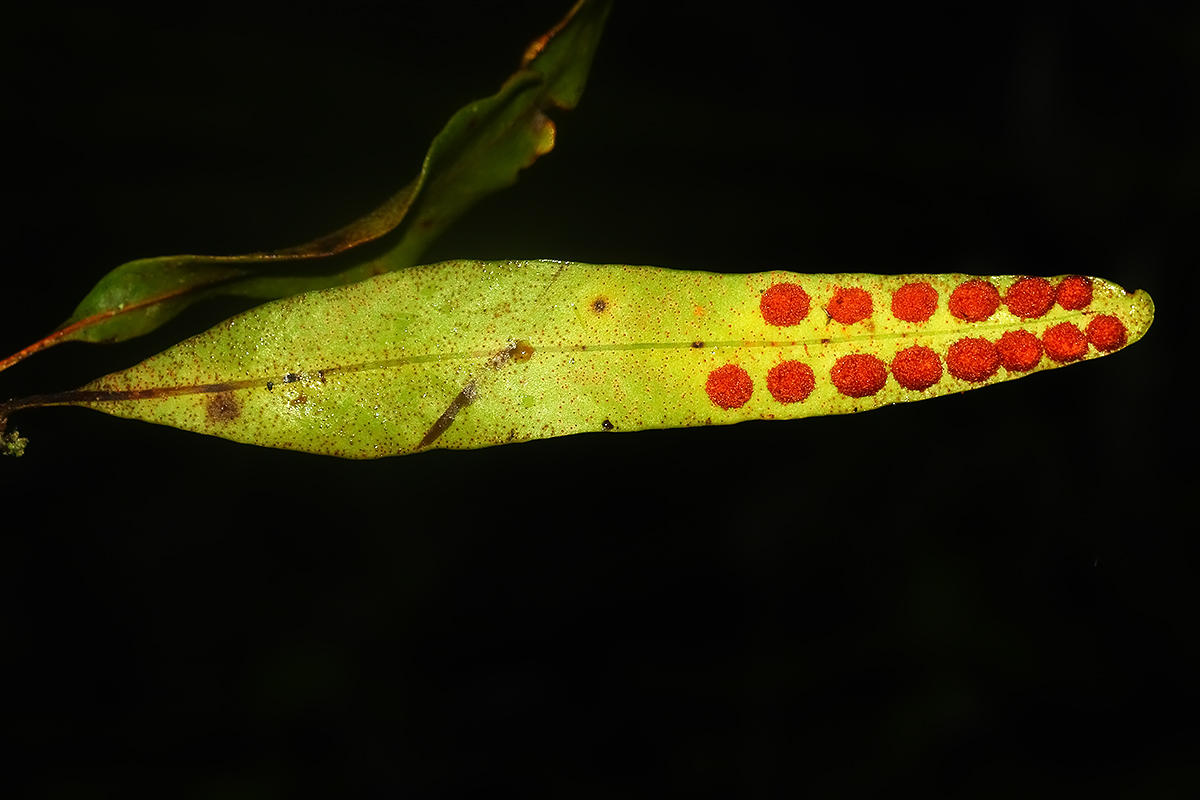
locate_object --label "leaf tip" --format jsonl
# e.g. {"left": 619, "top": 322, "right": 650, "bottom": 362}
{"left": 521, "top": 0, "right": 586, "bottom": 66}
{"left": 532, "top": 111, "right": 557, "bottom": 158}
{"left": 1128, "top": 287, "right": 1155, "bottom": 346}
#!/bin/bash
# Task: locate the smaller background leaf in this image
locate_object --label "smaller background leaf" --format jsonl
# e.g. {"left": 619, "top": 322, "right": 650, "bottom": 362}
{"left": 0, "top": 0, "right": 611, "bottom": 373}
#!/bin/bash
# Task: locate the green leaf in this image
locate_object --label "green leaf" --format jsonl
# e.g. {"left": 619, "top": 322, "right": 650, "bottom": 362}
{"left": 0, "top": 0, "right": 611, "bottom": 374}
{"left": 0, "top": 262, "right": 1155, "bottom": 459}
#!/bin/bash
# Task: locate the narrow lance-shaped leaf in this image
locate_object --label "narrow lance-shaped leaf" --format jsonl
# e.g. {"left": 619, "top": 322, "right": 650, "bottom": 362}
{"left": 0, "top": 0, "right": 611, "bottom": 374}
{"left": 0, "top": 263, "right": 1154, "bottom": 458}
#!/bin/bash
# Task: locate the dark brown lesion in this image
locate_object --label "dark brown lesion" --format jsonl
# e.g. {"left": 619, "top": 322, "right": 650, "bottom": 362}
{"left": 416, "top": 381, "right": 478, "bottom": 450}
{"left": 591, "top": 297, "right": 608, "bottom": 313}
{"left": 205, "top": 391, "right": 241, "bottom": 423}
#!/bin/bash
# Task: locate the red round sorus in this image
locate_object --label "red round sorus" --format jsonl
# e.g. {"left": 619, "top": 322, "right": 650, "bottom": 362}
{"left": 948, "top": 279, "right": 1000, "bottom": 322}
{"left": 1086, "top": 314, "right": 1128, "bottom": 352}
{"left": 706, "top": 364, "right": 754, "bottom": 409}
{"left": 1004, "top": 277, "right": 1055, "bottom": 319}
{"left": 1042, "top": 322, "right": 1088, "bottom": 362}
{"left": 760, "top": 283, "right": 810, "bottom": 327}
{"left": 830, "top": 353, "right": 888, "bottom": 398}
{"left": 890, "top": 345, "right": 943, "bottom": 391}
{"left": 946, "top": 337, "right": 1000, "bottom": 382}
{"left": 891, "top": 282, "right": 938, "bottom": 322}
{"left": 996, "top": 329, "right": 1043, "bottom": 372}
{"left": 826, "top": 286, "right": 873, "bottom": 324}
{"left": 1056, "top": 275, "right": 1093, "bottom": 310}
{"left": 767, "top": 360, "right": 816, "bottom": 404}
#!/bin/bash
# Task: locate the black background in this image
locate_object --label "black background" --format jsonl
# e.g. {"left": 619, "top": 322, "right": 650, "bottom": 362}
{"left": 3, "top": 1, "right": 1196, "bottom": 796}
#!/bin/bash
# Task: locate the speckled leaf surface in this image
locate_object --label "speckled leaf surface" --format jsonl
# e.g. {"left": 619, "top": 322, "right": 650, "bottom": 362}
{"left": 15, "top": 261, "right": 1151, "bottom": 459}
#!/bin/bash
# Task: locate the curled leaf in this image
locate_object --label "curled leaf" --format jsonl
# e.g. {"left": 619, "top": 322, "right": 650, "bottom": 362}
{"left": 0, "top": 0, "right": 612, "bottom": 374}
{"left": 0, "top": 262, "right": 1154, "bottom": 458}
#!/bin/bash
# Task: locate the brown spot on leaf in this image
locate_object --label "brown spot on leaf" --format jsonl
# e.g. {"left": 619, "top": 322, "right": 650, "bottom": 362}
{"left": 206, "top": 392, "right": 240, "bottom": 424}
{"left": 513, "top": 340, "right": 535, "bottom": 362}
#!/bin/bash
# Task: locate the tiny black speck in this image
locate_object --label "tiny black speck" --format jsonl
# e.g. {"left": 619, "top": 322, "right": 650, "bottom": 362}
{"left": 601, "top": 419, "right": 614, "bottom": 431}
